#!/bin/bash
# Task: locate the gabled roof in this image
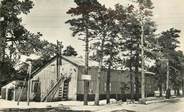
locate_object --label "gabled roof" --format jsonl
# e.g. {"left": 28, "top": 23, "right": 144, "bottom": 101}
{"left": 30, "top": 55, "right": 99, "bottom": 78}
{"left": 2, "top": 80, "right": 24, "bottom": 89}
{"left": 31, "top": 56, "right": 57, "bottom": 78}
{"left": 62, "top": 56, "right": 98, "bottom": 67}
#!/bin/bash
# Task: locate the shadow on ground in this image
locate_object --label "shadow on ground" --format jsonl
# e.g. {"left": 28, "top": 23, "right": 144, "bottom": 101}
{"left": 165, "top": 99, "right": 180, "bottom": 103}
{"left": 0, "top": 108, "right": 91, "bottom": 112}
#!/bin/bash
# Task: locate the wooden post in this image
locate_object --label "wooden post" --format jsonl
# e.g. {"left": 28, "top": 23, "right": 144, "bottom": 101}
{"left": 17, "top": 79, "right": 26, "bottom": 105}
{"left": 5, "top": 88, "right": 8, "bottom": 100}
{"left": 13, "top": 85, "right": 16, "bottom": 101}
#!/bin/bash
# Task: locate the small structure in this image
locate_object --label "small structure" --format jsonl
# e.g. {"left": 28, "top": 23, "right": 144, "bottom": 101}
{"left": 1, "top": 80, "right": 27, "bottom": 101}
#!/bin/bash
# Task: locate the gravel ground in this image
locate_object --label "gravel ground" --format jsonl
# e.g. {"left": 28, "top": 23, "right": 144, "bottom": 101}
{"left": 0, "top": 97, "right": 184, "bottom": 112}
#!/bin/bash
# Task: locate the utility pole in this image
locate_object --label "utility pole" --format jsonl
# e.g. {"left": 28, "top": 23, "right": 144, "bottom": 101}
{"left": 56, "top": 40, "right": 63, "bottom": 80}
{"left": 56, "top": 40, "right": 63, "bottom": 101}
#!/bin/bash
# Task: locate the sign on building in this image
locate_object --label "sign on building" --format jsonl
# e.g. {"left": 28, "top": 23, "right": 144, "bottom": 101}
{"left": 81, "top": 74, "right": 91, "bottom": 80}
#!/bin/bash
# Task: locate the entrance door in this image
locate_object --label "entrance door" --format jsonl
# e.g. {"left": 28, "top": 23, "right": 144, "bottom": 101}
{"left": 8, "top": 88, "right": 14, "bottom": 100}
{"left": 33, "top": 81, "right": 41, "bottom": 102}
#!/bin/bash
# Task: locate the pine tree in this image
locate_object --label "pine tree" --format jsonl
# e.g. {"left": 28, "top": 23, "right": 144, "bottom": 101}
{"left": 157, "top": 28, "right": 181, "bottom": 97}
{"left": 0, "top": 0, "right": 34, "bottom": 89}
{"left": 66, "top": 0, "right": 100, "bottom": 105}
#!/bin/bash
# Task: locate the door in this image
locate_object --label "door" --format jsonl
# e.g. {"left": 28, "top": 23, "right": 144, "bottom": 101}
{"left": 32, "top": 81, "right": 41, "bottom": 102}
{"left": 8, "top": 88, "right": 14, "bottom": 100}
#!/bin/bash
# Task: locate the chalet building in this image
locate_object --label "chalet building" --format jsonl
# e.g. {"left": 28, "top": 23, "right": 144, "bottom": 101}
{"left": 1, "top": 55, "right": 156, "bottom": 102}
{"left": 29, "top": 56, "right": 156, "bottom": 102}
{"left": 28, "top": 56, "right": 130, "bottom": 101}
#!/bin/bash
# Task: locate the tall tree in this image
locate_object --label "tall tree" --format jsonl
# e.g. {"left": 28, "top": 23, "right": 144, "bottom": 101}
{"left": 136, "top": 0, "right": 155, "bottom": 100}
{"left": 0, "top": 0, "right": 34, "bottom": 88}
{"left": 88, "top": 3, "right": 107, "bottom": 105}
{"left": 0, "top": 0, "right": 34, "bottom": 59}
{"left": 66, "top": 0, "right": 100, "bottom": 105}
{"left": 117, "top": 0, "right": 155, "bottom": 100}
{"left": 117, "top": 4, "right": 141, "bottom": 101}
{"left": 103, "top": 29, "right": 121, "bottom": 104}
{"left": 157, "top": 28, "right": 181, "bottom": 98}
{"left": 63, "top": 45, "right": 78, "bottom": 56}
{"left": 0, "top": 0, "right": 59, "bottom": 89}
{"left": 90, "top": 4, "right": 124, "bottom": 104}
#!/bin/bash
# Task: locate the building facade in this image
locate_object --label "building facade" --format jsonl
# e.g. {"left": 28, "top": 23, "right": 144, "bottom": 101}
{"left": 1, "top": 56, "right": 156, "bottom": 102}
{"left": 29, "top": 56, "right": 134, "bottom": 101}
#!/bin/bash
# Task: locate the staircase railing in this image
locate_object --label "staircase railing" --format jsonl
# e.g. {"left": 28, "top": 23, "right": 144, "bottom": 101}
{"left": 41, "top": 75, "right": 68, "bottom": 102}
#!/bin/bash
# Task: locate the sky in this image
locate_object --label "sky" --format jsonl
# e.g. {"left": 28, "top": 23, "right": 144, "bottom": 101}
{"left": 21, "top": 0, "right": 184, "bottom": 56}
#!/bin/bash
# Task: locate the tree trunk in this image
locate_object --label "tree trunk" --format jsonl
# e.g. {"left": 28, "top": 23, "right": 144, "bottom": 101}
{"left": 95, "top": 36, "right": 105, "bottom": 105}
{"left": 174, "top": 89, "right": 177, "bottom": 96}
{"left": 130, "top": 50, "right": 134, "bottom": 101}
{"left": 158, "top": 83, "right": 162, "bottom": 97}
{"left": 106, "top": 37, "right": 114, "bottom": 104}
{"left": 106, "top": 60, "right": 111, "bottom": 104}
{"left": 83, "top": 14, "right": 89, "bottom": 105}
{"left": 182, "top": 79, "right": 184, "bottom": 96}
{"left": 95, "top": 61, "right": 101, "bottom": 105}
{"left": 0, "top": 22, "right": 6, "bottom": 89}
{"left": 176, "top": 88, "right": 180, "bottom": 96}
{"left": 0, "top": 24, "right": 6, "bottom": 62}
{"left": 141, "top": 21, "right": 145, "bottom": 99}
{"left": 135, "top": 53, "right": 139, "bottom": 100}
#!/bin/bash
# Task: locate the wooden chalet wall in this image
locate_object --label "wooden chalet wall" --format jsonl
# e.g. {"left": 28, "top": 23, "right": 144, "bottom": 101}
{"left": 30, "top": 59, "right": 58, "bottom": 101}
{"left": 30, "top": 56, "right": 79, "bottom": 101}
{"left": 76, "top": 66, "right": 130, "bottom": 100}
